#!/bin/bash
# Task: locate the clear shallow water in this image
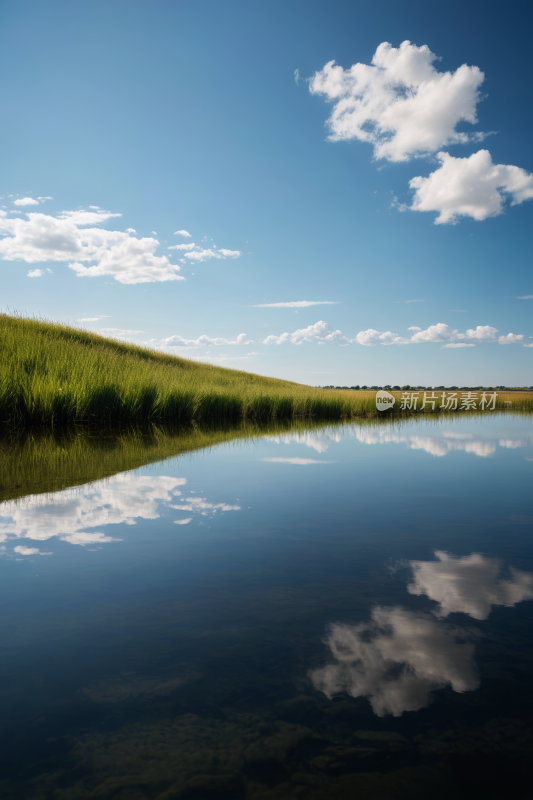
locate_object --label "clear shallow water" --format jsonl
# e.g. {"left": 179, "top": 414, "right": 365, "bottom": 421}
{"left": 1, "top": 415, "right": 533, "bottom": 799}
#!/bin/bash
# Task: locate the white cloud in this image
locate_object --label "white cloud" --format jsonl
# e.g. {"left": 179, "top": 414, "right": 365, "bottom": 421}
{"left": 96, "top": 328, "right": 144, "bottom": 337}
{"left": 14, "top": 197, "right": 39, "bottom": 206}
{"left": 253, "top": 301, "right": 340, "bottom": 308}
{"left": 37, "top": 196, "right": 53, "bottom": 202}
{"left": 517, "top": 295, "right": 533, "bottom": 299}
{"left": 408, "top": 551, "right": 533, "bottom": 620}
{"left": 261, "top": 457, "right": 334, "bottom": 465}
{"left": 524, "top": 343, "right": 533, "bottom": 348}
{"left": 174, "top": 230, "right": 191, "bottom": 237}
{"left": 0, "top": 206, "right": 184, "bottom": 285}
{"left": 409, "top": 150, "right": 533, "bottom": 224}
{"left": 263, "top": 320, "right": 350, "bottom": 345}
{"left": 77, "top": 316, "right": 110, "bottom": 322}
{"left": 441, "top": 343, "right": 475, "bottom": 348}
{"left": 294, "top": 68, "right": 300, "bottom": 85}
{"left": 355, "top": 323, "right": 507, "bottom": 346}
{"left": 13, "top": 545, "right": 52, "bottom": 555}
{"left": 310, "top": 40, "right": 485, "bottom": 162}
{"left": 174, "top": 518, "right": 192, "bottom": 525}
{"left": 310, "top": 606, "right": 479, "bottom": 717}
{"left": 125, "top": 228, "right": 136, "bottom": 233}
{"left": 354, "top": 328, "right": 406, "bottom": 346}
{"left": 168, "top": 243, "right": 196, "bottom": 251}
{"left": 499, "top": 333, "right": 524, "bottom": 344}
{"left": 464, "top": 325, "right": 498, "bottom": 340}
{"left": 184, "top": 247, "right": 241, "bottom": 262}
{"left": 149, "top": 332, "right": 252, "bottom": 349}
{"left": 27, "top": 268, "right": 43, "bottom": 278}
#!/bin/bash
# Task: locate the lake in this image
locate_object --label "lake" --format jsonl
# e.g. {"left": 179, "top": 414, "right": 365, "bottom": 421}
{"left": 1, "top": 413, "right": 532, "bottom": 799}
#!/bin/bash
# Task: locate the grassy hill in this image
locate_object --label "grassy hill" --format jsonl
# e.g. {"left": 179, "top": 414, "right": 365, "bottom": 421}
{"left": 0, "top": 313, "right": 375, "bottom": 425}
{"left": 1, "top": 314, "right": 531, "bottom": 426}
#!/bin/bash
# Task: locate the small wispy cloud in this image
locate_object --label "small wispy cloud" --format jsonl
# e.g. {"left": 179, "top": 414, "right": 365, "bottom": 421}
{"left": 14, "top": 546, "right": 53, "bottom": 555}
{"left": 97, "top": 328, "right": 144, "bottom": 337}
{"left": 254, "top": 301, "right": 340, "bottom": 308}
{"left": 294, "top": 68, "right": 300, "bottom": 85}
{"left": 262, "top": 457, "right": 334, "bottom": 465}
{"left": 174, "top": 230, "right": 191, "bottom": 237}
{"left": 78, "top": 315, "right": 111, "bottom": 322}
{"left": 441, "top": 343, "right": 476, "bottom": 349}
{"left": 517, "top": 295, "right": 533, "bottom": 299}
{"left": 394, "top": 299, "right": 425, "bottom": 304}
{"left": 149, "top": 332, "right": 252, "bottom": 349}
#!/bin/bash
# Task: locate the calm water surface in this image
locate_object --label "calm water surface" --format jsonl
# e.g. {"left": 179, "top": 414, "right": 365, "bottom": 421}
{"left": 1, "top": 414, "right": 533, "bottom": 799}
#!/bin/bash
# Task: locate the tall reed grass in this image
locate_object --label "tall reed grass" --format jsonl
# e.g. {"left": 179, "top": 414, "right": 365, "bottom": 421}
{"left": 1, "top": 313, "right": 532, "bottom": 426}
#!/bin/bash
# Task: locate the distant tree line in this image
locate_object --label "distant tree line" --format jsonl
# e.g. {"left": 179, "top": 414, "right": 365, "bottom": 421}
{"left": 318, "top": 385, "right": 533, "bottom": 391}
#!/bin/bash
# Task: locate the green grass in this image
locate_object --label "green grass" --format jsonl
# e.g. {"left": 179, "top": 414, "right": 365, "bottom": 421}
{"left": 1, "top": 313, "right": 532, "bottom": 426}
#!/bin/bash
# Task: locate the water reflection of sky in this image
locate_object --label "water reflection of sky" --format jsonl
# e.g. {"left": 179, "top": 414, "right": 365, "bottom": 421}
{"left": 0, "top": 473, "right": 240, "bottom": 554}
{"left": 1, "top": 415, "right": 533, "bottom": 796}
{"left": 267, "top": 421, "right": 533, "bottom": 458}
{"left": 312, "top": 550, "right": 533, "bottom": 717}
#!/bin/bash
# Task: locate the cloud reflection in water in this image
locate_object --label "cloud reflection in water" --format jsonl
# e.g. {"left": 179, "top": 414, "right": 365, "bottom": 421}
{"left": 310, "top": 606, "right": 479, "bottom": 717}
{"left": 408, "top": 551, "right": 533, "bottom": 620}
{"left": 0, "top": 472, "right": 240, "bottom": 549}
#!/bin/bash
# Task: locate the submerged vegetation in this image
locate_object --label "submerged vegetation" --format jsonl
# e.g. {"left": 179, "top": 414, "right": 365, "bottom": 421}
{"left": 1, "top": 313, "right": 532, "bottom": 427}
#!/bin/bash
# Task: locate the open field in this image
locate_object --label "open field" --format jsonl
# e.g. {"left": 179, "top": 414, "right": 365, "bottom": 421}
{"left": 1, "top": 313, "right": 532, "bottom": 426}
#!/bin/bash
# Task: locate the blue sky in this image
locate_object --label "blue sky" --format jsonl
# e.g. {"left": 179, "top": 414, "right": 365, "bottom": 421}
{"left": 1, "top": 0, "right": 532, "bottom": 386}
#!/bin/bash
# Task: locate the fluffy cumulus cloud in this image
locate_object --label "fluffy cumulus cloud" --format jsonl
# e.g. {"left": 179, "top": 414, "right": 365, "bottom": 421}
{"left": 149, "top": 332, "right": 252, "bottom": 350}
{"left": 260, "top": 320, "right": 524, "bottom": 348}
{"left": 310, "top": 606, "right": 479, "bottom": 717}
{"left": 310, "top": 40, "right": 485, "bottom": 162}
{"left": 408, "top": 551, "right": 533, "bottom": 620}
{"left": 0, "top": 207, "right": 185, "bottom": 284}
{"left": 14, "top": 197, "right": 39, "bottom": 206}
{"left": 253, "top": 301, "right": 340, "bottom": 308}
{"left": 409, "top": 150, "right": 533, "bottom": 224}
{"left": 263, "top": 320, "right": 350, "bottom": 345}
{"left": 354, "top": 323, "right": 523, "bottom": 346}
{"left": 174, "top": 230, "right": 191, "bottom": 237}
{"left": 499, "top": 333, "right": 524, "bottom": 344}
{"left": 14, "top": 545, "right": 52, "bottom": 555}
